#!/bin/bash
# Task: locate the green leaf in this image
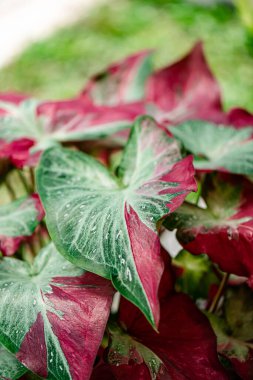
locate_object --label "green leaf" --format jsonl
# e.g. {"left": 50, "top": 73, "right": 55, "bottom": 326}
{"left": 170, "top": 120, "right": 253, "bottom": 175}
{"left": 107, "top": 322, "right": 164, "bottom": 379}
{"left": 207, "top": 285, "right": 253, "bottom": 374}
{"left": 36, "top": 116, "right": 196, "bottom": 327}
{"left": 173, "top": 250, "right": 219, "bottom": 299}
{"left": 0, "top": 243, "right": 114, "bottom": 379}
{"left": 0, "top": 196, "right": 40, "bottom": 238}
{"left": 0, "top": 195, "right": 43, "bottom": 256}
{"left": 0, "top": 343, "right": 27, "bottom": 380}
{"left": 0, "top": 99, "right": 44, "bottom": 142}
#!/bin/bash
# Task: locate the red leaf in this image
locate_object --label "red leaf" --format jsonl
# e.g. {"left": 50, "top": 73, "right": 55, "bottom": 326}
{"left": 92, "top": 292, "right": 228, "bottom": 379}
{"left": 227, "top": 108, "right": 253, "bottom": 129}
{"left": 146, "top": 42, "right": 224, "bottom": 125}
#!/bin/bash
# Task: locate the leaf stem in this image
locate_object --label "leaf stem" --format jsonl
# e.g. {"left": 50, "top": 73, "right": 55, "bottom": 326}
{"left": 17, "top": 170, "right": 32, "bottom": 194}
{"left": 29, "top": 167, "right": 35, "bottom": 191}
{"left": 208, "top": 272, "right": 230, "bottom": 313}
{"left": 5, "top": 176, "right": 16, "bottom": 200}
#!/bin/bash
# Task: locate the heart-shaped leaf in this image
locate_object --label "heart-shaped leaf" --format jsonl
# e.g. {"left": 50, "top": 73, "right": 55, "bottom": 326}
{"left": 81, "top": 51, "right": 153, "bottom": 106}
{"left": 36, "top": 116, "right": 196, "bottom": 327}
{"left": 0, "top": 242, "right": 114, "bottom": 379}
{"left": 0, "top": 343, "right": 27, "bottom": 380}
{"left": 170, "top": 120, "right": 253, "bottom": 175}
{"left": 92, "top": 293, "right": 229, "bottom": 380}
{"left": 146, "top": 42, "right": 224, "bottom": 125}
{"left": 0, "top": 194, "right": 44, "bottom": 256}
{"left": 164, "top": 174, "right": 253, "bottom": 277}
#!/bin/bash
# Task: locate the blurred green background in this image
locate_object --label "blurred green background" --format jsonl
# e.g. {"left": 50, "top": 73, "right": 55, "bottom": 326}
{"left": 0, "top": 0, "right": 252, "bottom": 111}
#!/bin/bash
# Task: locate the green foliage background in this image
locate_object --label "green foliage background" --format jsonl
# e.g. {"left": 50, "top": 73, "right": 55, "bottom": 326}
{"left": 0, "top": 0, "right": 252, "bottom": 111}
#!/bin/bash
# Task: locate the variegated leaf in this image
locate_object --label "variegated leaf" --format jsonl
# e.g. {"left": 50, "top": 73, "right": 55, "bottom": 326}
{"left": 170, "top": 120, "right": 253, "bottom": 175}
{"left": 0, "top": 99, "right": 142, "bottom": 167}
{"left": 0, "top": 243, "right": 114, "bottom": 379}
{"left": 36, "top": 116, "right": 196, "bottom": 327}
{"left": 0, "top": 195, "right": 44, "bottom": 256}
{"left": 81, "top": 51, "right": 153, "bottom": 105}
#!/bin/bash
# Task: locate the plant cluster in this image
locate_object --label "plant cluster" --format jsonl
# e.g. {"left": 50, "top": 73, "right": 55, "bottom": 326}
{"left": 0, "top": 42, "right": 253, "bottom": 380}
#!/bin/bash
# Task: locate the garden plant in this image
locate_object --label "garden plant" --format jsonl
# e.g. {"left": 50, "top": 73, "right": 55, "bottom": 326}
{"left": 0, "top": 42, "right": 253, "bottom": 379}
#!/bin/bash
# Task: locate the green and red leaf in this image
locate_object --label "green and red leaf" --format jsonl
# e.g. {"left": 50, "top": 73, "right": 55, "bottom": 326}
{"left": 164, "top": 174, "right": 253, "bottom": 278}
{"left": 169, "top": 120, "right": 253, "bottom": 175}
{"left": 146, "top": 42, "right": 224, "bottom": 125}
{"left": 36, "top": 116, "right": 196, "bottom": 327}
{"left": 81, "top": 51, "right": 153, "bottom": 105}
{"left": 0, "top": 243, "right": 114, "bottom": 379}
{"left": 0, "top": 98, "right": 143, "bottom": 167}
{"left": 0, "top": 194, "right": 44, "bottom": 256}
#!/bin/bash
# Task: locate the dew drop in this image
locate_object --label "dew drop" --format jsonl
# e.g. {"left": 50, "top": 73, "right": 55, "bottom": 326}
{"left": 33, "top": 299, "right": 37, "bottom": 306}
{"left": 116, "top": 230, "right": 122, "bottom": 240}
{"left": 227, "top": 227, "right": 233, "bottom": 240}
{"left": 126, "top": 267, "right": 132, "bottom": 282}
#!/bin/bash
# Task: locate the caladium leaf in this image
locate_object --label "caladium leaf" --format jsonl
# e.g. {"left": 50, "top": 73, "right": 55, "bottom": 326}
{"left": 92, "top": 293, "right": 229, "bottom": 380}
{"left": 0, "top": 194, "right": 44, "bottom": 256}
{"left": 0, "top": 343, "right": 27, "bottom": 380}
{"left": 164, "top": 174, "right": 253, "bottom": 278}
{"left": 146, "top": 42, "right": 224, "bottom": 125}
{"left": 81, "top": 51, "right": 153, "bottom": 105}
{"left": 169, "top": 120, "right": 253, "bottom": 175}
{"left": 0, "top": 98, "right": 143, "bottom": 167}
{"left": 36, "top": 116, "right": 196, "bottom": 327}
{"left": 0, "top": 242, "right": 114, "bottom": 380}
{"left": 38, "top": 100, "right": 144, "bottom": 145}
{"left": 208, "top": 285, "right": 253, "bottom": 380}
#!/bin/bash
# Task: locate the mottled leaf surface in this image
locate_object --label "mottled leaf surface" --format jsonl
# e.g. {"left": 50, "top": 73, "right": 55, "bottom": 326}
{"left": 0, "top": 194, "right": 44, "bottom": 256}
{"left": 170, "top": 120, "right": 253, "bottom": 175}
{"left": 81, "top": 51, "right": 153, "bottom": 105}
{"left": 0, "top": 243, "right": 114, "bottom": 380}
{"left": 164, "top": 174, "right": 253, "bottom": 277}
{"left": 36, "top": 117, "right": 196, "bottom": 327}
{"left": 0, "top": 343, "right": 27, "bottom": 380}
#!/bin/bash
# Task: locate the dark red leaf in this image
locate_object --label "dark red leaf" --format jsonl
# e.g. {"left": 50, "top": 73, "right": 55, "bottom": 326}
{"left": 227, "top": 108, "right": 253, "bottom": 129}
{"left": 146, "top": 42, "right": 224, "bottom": 125}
